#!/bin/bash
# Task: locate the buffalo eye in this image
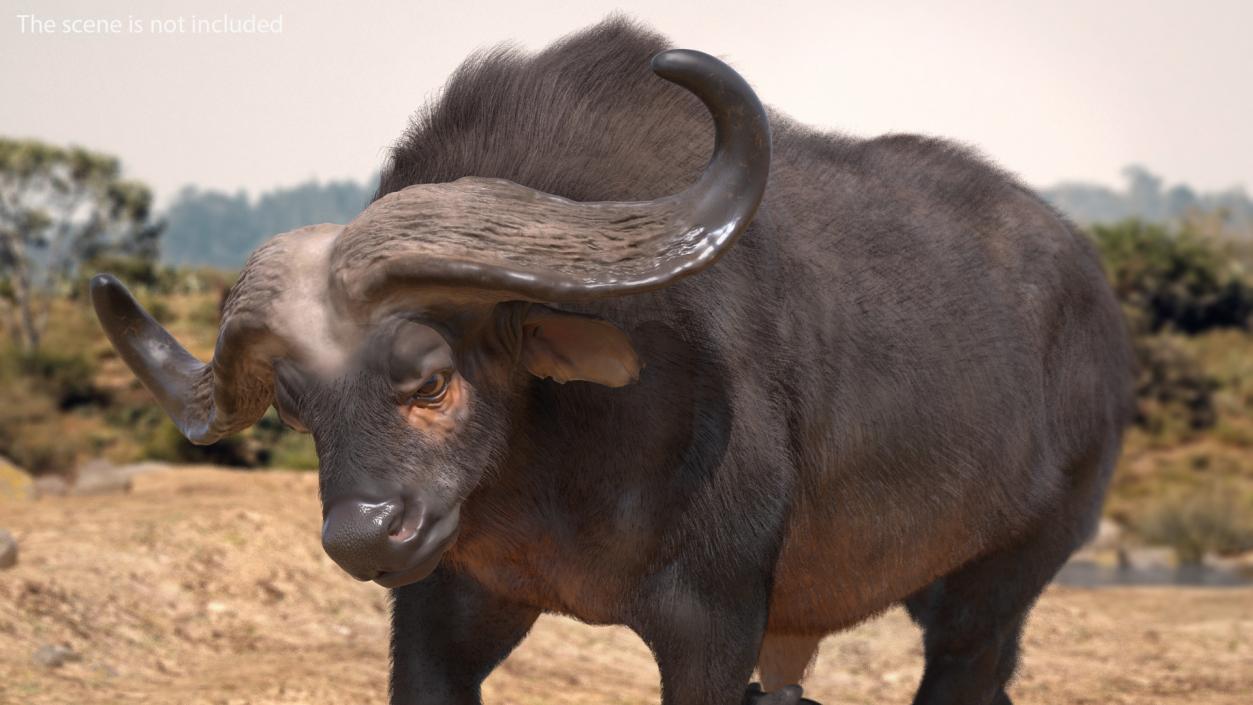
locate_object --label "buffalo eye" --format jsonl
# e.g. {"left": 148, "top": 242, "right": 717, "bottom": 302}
{"left": 408, "top": 369, "right": 452, "bottom": 406}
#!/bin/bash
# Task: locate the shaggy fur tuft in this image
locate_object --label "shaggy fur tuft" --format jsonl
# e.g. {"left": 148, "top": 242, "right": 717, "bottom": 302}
{"left": 376, "top": 17, "right": 712, "bottom": 202}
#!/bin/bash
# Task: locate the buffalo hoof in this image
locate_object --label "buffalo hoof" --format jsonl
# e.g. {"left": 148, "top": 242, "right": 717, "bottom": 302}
{"left": 742, "top": 682, "right": 820, "bottom": 705}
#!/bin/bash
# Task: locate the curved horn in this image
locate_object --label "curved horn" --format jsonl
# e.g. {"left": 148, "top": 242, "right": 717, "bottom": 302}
{"left": 91, "top": 223, "right": 342, "bottom": 444}
{"left": 649, "top": 49, "right": 772, "bottom": 258}
{"left": 330, "top": 48, "right": 771, "bottom": 315}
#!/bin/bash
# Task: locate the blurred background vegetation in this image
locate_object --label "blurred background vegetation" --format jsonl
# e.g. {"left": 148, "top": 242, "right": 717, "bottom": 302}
{"left": 1, "top": 137, "right": 1250, "bottom": 561}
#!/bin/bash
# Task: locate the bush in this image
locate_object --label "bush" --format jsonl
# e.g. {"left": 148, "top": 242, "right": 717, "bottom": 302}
{"left": 247, "top": 410, "right": 318, "bottom": 470}
{"left": 10, "top": 347, "right": 105, "bottom": 409}
{"left": 1132, "top": 333, "right": 1217, "bottom": 441}
{"left": 0, "top": 377, "right": 79, "bottom": 474}
{"left": 82, "top": 254, "right": 162, "bottom": 291}
{"left": 7, "top": 421, "right": 78, "bottom": 474}
{"left": 138, "top": 408, "right": 317, "bottom": 469}
{"left": 142, "top": 417, "right": 258, "bottom": 467}
{"left": 268, "top": 432, "right": 319, "bottom": 471}
{"left": 1136, "top": 485, "right": 1253, "bottom": 563}
{"left": 1092, "top": 220, "right": 1253, "bottom": 334}
{"left": 141, "top": 297, "right": 175, "bottom": 326}
{"left": 187, "top": 297, "right": 221, "bottom": 328}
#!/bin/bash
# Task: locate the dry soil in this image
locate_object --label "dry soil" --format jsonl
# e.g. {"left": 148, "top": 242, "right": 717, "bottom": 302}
{"left": 0, "top": 467, "right": 1249, "bottom": 704}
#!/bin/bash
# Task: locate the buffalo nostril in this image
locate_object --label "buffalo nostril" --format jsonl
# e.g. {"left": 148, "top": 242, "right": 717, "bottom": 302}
{"left": 386, "top": 506, "right": 407, "bottom": 538}
{"left": 387, "top": 502, "right": 427, "bottom": 544}
{"left": 388, "top": 522, "right": 416, "bottom": 543}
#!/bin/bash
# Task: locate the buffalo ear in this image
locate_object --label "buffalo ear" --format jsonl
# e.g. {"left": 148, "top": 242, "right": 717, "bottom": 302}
{"left": 518, "top": 306, "right": 641, "bottom": 387}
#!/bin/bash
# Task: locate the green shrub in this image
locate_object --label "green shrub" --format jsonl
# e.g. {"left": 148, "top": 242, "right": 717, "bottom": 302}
{"left": 83, "top": 254, "right": 161, "bottom": 290}
{"left": 1132, "top": 333, "right": 1217, "bottom": 441}
{"left": 1136, "top": 485, "right": 1253, "bottom": 563}
{"left": 187, "top": 296, "right": 222, "bottom": 328}
{"left": 7, "top": 424, "right": 78, "bottom": 474}
{"left": 1213, "top": 419, "right": 1253, "bottom": 448}
{"left": 142, "top": 416, "right": 258, "bottom": 467}
{"left": 1092, "top": 220, "right": 1253, "bottom": 334}
{"left": 10, "top": 347, "right": 105, "bottom": 409}
{"left": 1190, "top": 330, "right": 1253, "bottom": 410}
{"left": 268, "top": 432, "right": 319, "bottom": 470}
{"left": 246, "top": 410, "right": 318, "bottom": 469}
{"left": 136, "top": 407, "right": 318, "bottom": 470}
{"left": 157, "top": 266, "right": 235, "bottom": 296}
{"left": 122, "top": 289, "right": 175, "bottom": 325}
{"left": 0, "top": 377, "right": 78, "bottom": 474}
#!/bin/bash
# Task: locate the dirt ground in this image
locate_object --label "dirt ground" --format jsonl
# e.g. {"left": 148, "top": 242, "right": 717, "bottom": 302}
{"left": 1, "top": 467, "right": 1249, "bottom": 705}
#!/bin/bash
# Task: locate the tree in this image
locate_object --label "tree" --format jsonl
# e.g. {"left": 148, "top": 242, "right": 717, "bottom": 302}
{"left": 161, "top": 178, "right": 372, "bottom": 267}
{"left": 0, "top": 138, "right": 162, "bottom": 351}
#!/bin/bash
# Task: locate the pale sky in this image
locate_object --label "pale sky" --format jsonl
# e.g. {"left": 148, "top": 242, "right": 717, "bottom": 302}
{"left": 3, "top": 0, "right": 1251, "bottom": 202}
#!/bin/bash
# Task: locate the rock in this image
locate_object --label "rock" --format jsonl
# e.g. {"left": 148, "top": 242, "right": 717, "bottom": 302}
{"left": 71, "top": 459, "right": 133, "bottom": 496}
{"left": 0, "top": 528, "right": 17, "bottom": 569}
{"left": 0, "top": 455, "right": 35, "bottom": 501}
{"left": 118, "top": 461, "right": 168, "bottom": 476}
{"left": 1232, "top": 551, "right": 1253, "bottom": 573}
{"left": 1088, "top": 518, "right": 1124, "bottom": 552}
{"left": 32, "top": 474, "right": 70, "bottom": 498}
{"left": 257, "top": 578, "right": 288, "bottom": 602}
{"left": 1121, "top": 546, "right": 1176, "bottom": 571}
{"left": 33, "top": 643, "right": 81, "bottom": 668}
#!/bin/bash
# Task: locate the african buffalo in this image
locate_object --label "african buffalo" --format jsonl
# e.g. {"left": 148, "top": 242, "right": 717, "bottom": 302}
{"left": 92, "top": 18, "right": 1133, "bottom": 705}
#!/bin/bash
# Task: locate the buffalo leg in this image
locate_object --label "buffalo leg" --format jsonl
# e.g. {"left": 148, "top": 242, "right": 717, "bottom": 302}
{"left": 742, "top": 682, "right": 822, "bottom": 704}
{"left": 756, "top": 632, "right": 823, "bottom": 691}
{"left": 390, "top": 565, "right": 540, "bottom": 705}
{"left": 904, "top": 510, "right": 1082, "bottom": 705}
{"left": 632, "top": 568, "right": 773, "bottom": 705}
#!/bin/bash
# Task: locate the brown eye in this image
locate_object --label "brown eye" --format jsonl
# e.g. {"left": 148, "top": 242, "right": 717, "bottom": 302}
{"left": 409, "top": 370, "right": 451, "bottom": 405}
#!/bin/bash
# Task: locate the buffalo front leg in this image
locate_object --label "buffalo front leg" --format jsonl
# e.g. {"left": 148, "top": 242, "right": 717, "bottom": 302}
{"left": 631, "top": 567, "right": 777, "bottom": 705}
{"left": 390, "top": 565, "right": 540, "bottom": 705}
